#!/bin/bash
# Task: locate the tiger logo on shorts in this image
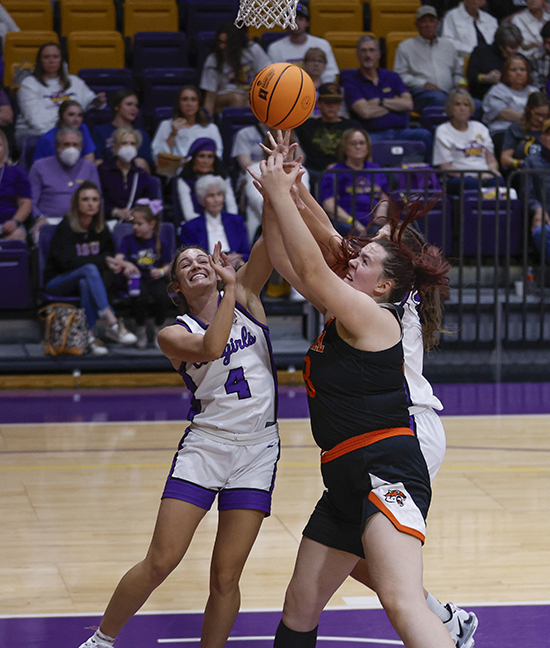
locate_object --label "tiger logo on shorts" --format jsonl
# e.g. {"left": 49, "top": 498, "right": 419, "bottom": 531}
{"left": 384, "top": 489, "right": 407, "bottom": 507}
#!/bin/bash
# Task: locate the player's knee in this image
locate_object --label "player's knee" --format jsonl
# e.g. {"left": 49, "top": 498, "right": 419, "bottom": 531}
{"left": 145, "top": 553, "right": 180, "bottom": 586}
{"left": 209, "top": 566, "right": 240, "bottom": 598}
{"left": 282, "top": 583, "right": 321, "bottom": 629}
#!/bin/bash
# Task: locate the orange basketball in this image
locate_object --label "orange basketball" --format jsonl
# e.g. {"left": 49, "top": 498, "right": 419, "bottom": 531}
{"left": 249, "top": 62, "right": 316, "bottom": 130}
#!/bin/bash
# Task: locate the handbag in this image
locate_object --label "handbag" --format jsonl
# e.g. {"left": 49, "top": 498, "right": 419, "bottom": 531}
{"left": 39, "top": 302, "right": 90, "bottom": 356}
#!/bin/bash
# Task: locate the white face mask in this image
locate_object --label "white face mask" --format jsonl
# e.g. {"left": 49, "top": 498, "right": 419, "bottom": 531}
{"left": 58, "top": 146, "right": 80, "bottom": 166}
{"left": 117, "top": 145, "right": 138, "bottom": 163}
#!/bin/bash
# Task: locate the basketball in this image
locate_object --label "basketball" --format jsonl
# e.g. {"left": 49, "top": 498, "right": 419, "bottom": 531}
{"left": 249, "top": 62, "right": 316, "bottom": 130}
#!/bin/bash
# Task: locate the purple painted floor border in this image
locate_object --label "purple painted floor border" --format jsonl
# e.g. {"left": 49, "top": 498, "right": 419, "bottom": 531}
{"left": 0, "top": 383, "right": 549, "bottom": 425}
{"left": 1, "top": 604, "right": 547, "bottom": 648}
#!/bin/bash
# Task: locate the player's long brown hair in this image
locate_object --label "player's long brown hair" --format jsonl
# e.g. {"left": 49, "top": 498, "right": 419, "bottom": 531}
{"left": 332, "top": 197, "right": 451, "bottom": 350}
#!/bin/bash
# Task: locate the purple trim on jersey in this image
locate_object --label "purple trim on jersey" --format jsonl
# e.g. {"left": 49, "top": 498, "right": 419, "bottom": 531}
{"left": 184, "top": 311, "right": 208, "bottom": 330}
{"left": 235, "top": 301, "right": 269, "bottom": 331}
{"left": 218, "top": 488, "right": 272, "bottom": 515}
{"left": 165, "top": 427, "right": 191, "bottom": 481}
{"left": 178, "top": 367, "right": 201, "bottom": 420}
{"left": 162, "top": 477, "right": 217, "bottom": 510}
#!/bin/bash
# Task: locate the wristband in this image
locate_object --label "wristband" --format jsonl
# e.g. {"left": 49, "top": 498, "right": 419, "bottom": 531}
{"left": 477, "top": 73, "right": 484, "bottom": 83}
{"left": 344, "top": 216, "right": 353, "bottom": 224}
{"left": 12, "top": 218, "right": 21, "bottom": 225}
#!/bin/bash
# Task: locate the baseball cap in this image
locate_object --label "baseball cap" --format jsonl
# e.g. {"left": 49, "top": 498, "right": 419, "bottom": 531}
{"left": 416, "top": 5, "right": 438, "bottom": 20}
{"left": 296, "top": 3, "right": 309, "bottom": 19}
{"left": 318, "top": 83, "right": 343, "bottom": 101}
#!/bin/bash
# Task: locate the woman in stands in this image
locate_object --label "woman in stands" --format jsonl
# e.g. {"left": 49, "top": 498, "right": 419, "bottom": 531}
{"left": 433, "top": 86, "right": 502, "bottom": 195}
{"left": 200, "top": 22, "right": 272, "bottom": 117}
{"left": 176, "top": 137, "right": 237, "bottom": 222}
{"left": 151, "top": 85, "right": 223, "bottom": 167}
{"left": 93, "top": 90, "right": 152, "bottom": 171}
{"left": 318, "top": 128, "right": 389, "bottom": 230}
{"left": 77, "top": 236, "right": 278, "bottom": 648}
{"left": 0, "top": 130, "right": 31, "bottom": 242}
{"left": 15, "top": 42, "right": 106, "bottom": 145}
{"left": 98, "top": 127, "right": 153, "bottom": 228}
{"left": 43, "top": 180, "right": 137, "bottom": 355}
{"left": 250, "top": 153, "right": 455, "bottom": 648}
{"left": 33, "top": 100, "right": 95, "bottom": 163}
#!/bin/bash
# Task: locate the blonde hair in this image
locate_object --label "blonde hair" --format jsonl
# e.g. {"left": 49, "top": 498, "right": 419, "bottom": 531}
{"left": 112, "top": 126, "right": 143, "bottom": 150}
{"left": 131, "top": 203, "right": 162, "bottom": 259}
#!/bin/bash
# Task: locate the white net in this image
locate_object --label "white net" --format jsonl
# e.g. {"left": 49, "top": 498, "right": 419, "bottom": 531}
{"left": 235, "top": 0, "right": 298, "bottom": 30}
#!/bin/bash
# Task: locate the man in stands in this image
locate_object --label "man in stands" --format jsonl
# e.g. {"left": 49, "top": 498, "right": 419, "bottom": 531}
{"left": 529, "top": 20, "right": 550, "bottom": 90}
{"left": 441, "top": 0, "right": 498, "bottom": 67}
{"left": 267, "top": 3, "right": 339, "bottom": 84}
{"left": 393, "top": 5, "right": 465, "bottom": 114}
{"left": 342, "top": 35, "right": 433, "bottom": 158}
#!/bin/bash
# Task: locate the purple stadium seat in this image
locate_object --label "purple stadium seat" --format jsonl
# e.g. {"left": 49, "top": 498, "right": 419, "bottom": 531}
{"left": 132, "top": 32, "right": 189, "bottom": 79}
{"left": 196, "top": 31, "right": 215, "bottom": 78}
{"left": 0, "top": 240, "right": 32, "bottom": 309}
{"left": 371, "top": 140, "right": 426, "bottom": 167}
{"left": 219, "top": 106, "right": 258, "bottom": 166}
{"left": 78, "top": 68, "right": 133, "bottom": 103}
{"left": 153, "top": 106, "right": 174, "bottom": 131}
{"left": 186, "top": 0, "right": 238, "bottom": 40}
{"left": 420, "top": 106, "right": 449, "bottom": 133}
{"left": 141, "top": 68, "right": 199, "bottom": 116}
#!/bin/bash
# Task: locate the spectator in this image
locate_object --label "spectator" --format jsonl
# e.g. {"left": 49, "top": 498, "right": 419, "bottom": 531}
{"left": 302, "top": 47, "right": 328, "bottom": 91}
{"left": 441, "top": 0, "right": 498, "bottom": 66}
{"left": 180, "top": 175, "right": 249, "bottom": 269}
{"left": 482, "top": 53, "right": 538, "bottom": 155}
{"left": 0, "top": 87, "right": 15, "bottom": 159}
{"left": 528, "top": 19, "right": 550, "bottom": 89}
{"left": 43, "top": 181, "right": 137, "bottom": 355}
{"left": 15, "top": 42, "right": 106, "bottom": 145}
{"left": 523, "top": 117, "right": 550, "bottom": 258}
{"left": 151, "top": 86, "right": 223, "bottom": 167}
{"left": 501, "top": 91, "right": 550, "bottom": 170}
{"left": 200, "top": 22, "right": 272, "bottom": 117}
{"left": 92, "top": 91, "right": 152, "bottom": 171}
{"left": 0, "top": 4, "right": 19, "bottom": 47}
{"left": 98, "top": 127, "right": 153, "bottom": 228}
{"left": 467, "top": 23, "right": 524, "bottom": 101}
{"left": 267, "top": 3, "right": 339, "bottom": 83}
{"left": 318, "top": 128, "right": 389, "bottom": 229}
{"left": 0, "top": 130, "right": 31, "bottom": 242}
{"left": 176, "top": 138, "right": 237, "bottom": 222}
{"left": 231, "top": 122, "right": 269, "bottom": 174}
{"left": 511, "top": 0, "right": 550, "bottom": 54}
{"left": 29, "top": 127, "right": 100, "bottom": 229}
{"left": 485, "top": 0, "right": 528, "bottom": 22}
{"left": 393, "top": 5, "right": 465, "bottom": 114}
{"left": 115, "top": 200, "right": 172, "bottom": 349}
{"left": 33, "top": 100, "right": 95, "bottom": 163}
{"left": 295, "top": 83, "right": 362, "bottom": 175}
{"left": 433, "top": 87, "right": 502, "bottom": 194}
{"left": 342, "top": 35, "right": 433, "bottom": 157}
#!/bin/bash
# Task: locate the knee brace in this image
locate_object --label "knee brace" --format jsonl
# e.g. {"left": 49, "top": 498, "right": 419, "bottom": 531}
{"left": 273, "top": 620, "right": 318, "bottom": 647}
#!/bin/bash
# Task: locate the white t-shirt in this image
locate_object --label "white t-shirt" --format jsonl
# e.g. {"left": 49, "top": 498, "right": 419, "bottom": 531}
{"left": 432, "top": 120, "right": 493, "bottom": 171}
{"left": 267, "top": 34, "right": 339, "bottom": 84}
{"left": 200, "top": 43, "right": 272, "bottom": 95}
{"left": 481, "top": 83, "right": 538, "bottom": 134}
{"left": 511, "top": 8, "right": 550, "bottom": 52}
{"left": 151, "top": 120, "right": 223, "bottom": 164}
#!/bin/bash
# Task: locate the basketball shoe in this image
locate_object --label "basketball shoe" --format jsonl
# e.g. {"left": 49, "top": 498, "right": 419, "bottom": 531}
{"left": 443, "top": 602, "right": 478, "bottom": 648}
{"left": 78, "top": 631, "right": 114, "bottom": 648}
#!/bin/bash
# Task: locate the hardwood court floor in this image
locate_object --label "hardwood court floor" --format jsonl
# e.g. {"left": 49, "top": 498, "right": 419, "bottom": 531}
{"left": 1, "top": 415, "right": 550, "bottom": 616}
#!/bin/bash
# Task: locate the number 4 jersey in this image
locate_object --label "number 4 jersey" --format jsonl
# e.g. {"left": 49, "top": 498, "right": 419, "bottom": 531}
{"left": 176, "top": 302, "right": 278, "bottom": 444}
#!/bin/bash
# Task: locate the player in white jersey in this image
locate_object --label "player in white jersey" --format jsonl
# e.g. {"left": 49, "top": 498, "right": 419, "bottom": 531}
{"left": 78, "top": 240, "right": 277, "bottom": 648}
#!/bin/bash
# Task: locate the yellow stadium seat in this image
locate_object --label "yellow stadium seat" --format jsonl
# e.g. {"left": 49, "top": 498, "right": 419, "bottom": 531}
{"left": 384, "top": 31, "right": 417, "bottom": 70}
{"left": 324, "top": 31, "right": 376, "bottom": 71}
{"left": 1, "top": 0, "right": 53, "bottom": 32}
{"left": 67, "top": 31, "right": 125, "bottom": 74}
{"left": 123, "top": 0, "right": 178, "bottom": 39}
{"left": 60, "top": 1, "right": 116, "bottom": 37}
{"left": 309, "top": 0, "right": 363, "bottom": 38}
{"left": 368, "top": 0, "right": 420, "bottom": 39}
{"left": 3, "top": 31, "right": 59, "bottom": 87}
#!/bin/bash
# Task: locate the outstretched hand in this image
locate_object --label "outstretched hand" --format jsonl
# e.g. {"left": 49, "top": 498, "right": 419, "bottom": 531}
{"left": 248, "top": 154, "right": 302, "bottom": 199}
{"left": 260, "top": 130, "right": 297, "bottom": 164}
{"left": 209, "top": 241, "right": 237, "bottom": 286}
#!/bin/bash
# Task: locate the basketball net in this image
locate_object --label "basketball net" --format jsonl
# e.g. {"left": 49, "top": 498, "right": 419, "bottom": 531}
{"left": 235, "top": 0, "right": 299, "bottom": 30}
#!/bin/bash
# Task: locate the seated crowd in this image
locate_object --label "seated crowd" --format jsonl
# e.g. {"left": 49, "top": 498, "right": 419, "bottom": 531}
{"left": 2, "top": 0, "right": 550, "bottom": 354}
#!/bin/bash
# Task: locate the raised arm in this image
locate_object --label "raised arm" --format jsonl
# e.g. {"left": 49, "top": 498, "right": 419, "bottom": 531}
{"left": 235, "top": 235, "right": 272, "bottom": 323}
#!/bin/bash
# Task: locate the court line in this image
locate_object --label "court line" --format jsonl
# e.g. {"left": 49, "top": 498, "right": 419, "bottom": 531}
{"left": 157, "top": 638, "right": 403, "bottom": 645}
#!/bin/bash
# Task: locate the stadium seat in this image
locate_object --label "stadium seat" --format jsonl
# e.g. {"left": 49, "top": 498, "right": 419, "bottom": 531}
{"left": 3, "top": 31, "right": 59, "bottom": 87}
{"left": 420, "top": 105, "right": 449, "bottom": 132}
{"left": 37, "top": 225, "right": 80, "bottom": 304}
{"left": 185, "top": 0, "right": 237, "bottom": 40}
{"left": 67, "top": 31, "right": 125, "bottom": 75}
{"left": 219, "top": 106, "right": 258, "bottom": 166}
{"left": 0, "top": 240, "right": 32, "bottom": 310}
{"left": 310, "top": 0, "right": 363, "bottom": 38}
{"left": 60, "top": 0, "right": 116, "bottom": 37}
{"left": 366, "top": 0, "right": 419, "bottom": 39}
{"left": 132, "top": 32, "right": 189, "bottom": 79}
{"left": 371, "top": 140, "right": 426, "bottom": 167}
{"left": 153, "top": 105, "right": 174, "bottom": 130}
{"left": 324, "top": 32, "right": 375, "bottom": 72}
{"left": 1, "top": 0, "right": 53, "bottom": 32}
{"left": 384, "top": 30, "right": 417, "bottom": 70}
{"left": 195, "top": 31, "right": 216, "bottom": 78}
{"left": 123, "top": 0, "right": 179, "bottom": 39}
{"left": 78, "top": 68, "right": 133, "bottom": 103}
{"left": 141, "top": 68, "right": 199, "bottom": 116}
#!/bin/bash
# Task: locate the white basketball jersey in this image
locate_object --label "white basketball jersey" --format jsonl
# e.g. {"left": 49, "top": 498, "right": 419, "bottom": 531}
{"left": 402, "top": 292, "right": 443, "bottom": 413}
{"left": 176, "top": 302, "right": 278, "bottom": 443}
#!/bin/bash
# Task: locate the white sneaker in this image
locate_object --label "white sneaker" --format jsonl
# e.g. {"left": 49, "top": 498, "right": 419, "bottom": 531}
{"left": 104, "top": 320, "right": 138, "bottom": 345}
{"left": 135, "top": 325, "right": 148, "bottom": 350}
{"left": 443, "top": 602, "right": 478, "bottom": 648}
{"left": 78, "top": 633, "right": 114, "bottom": 648}
{"left": 89, "top": 337, "right": 108, "bottom": 356}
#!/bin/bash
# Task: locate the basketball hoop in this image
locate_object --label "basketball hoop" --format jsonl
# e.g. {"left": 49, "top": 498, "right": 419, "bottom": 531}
{"left": 235, "top": 0, "right": 298, "bottom": 30}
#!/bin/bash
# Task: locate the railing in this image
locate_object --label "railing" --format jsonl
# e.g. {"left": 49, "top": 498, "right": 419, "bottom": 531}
{"left": 316, "top": 166, "right": 550, "bottom": 349}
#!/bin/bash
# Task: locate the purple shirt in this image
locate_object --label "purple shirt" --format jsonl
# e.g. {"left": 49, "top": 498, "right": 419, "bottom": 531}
{"left": 29, "top": 156, "right": 101, "bottom": 220}
{"left": 117, "top": 232, "right": 172, "bottom": 280}
{"left": 319, "top": 161, "right": 388, "bottom": 225}
{"left": 343, "top": 68, "right": 409, "bottom": 132}
{"left": 0, "top": 164, "right": 32, "bottom": 223}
